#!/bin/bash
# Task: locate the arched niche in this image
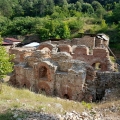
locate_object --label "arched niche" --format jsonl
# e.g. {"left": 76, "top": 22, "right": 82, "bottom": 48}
{"left": 63, "top": 94, "right": 70, "bottom": 99}
{"left": 92, "top": 62, "right": 101, "bottom": 71}
{"left": 35, "top": 61, "right": 56, "bottom": 82}
{"left": 37, "top": 81, "right": 51, "bottom": 95}
{"left": 37, "top": 43, "right": 54, "bottom": 51}
{"left": 58, "top": 44, "right": 72, "bottom": 54}
{"left": 39, "top": 66, "right": 48, "bottom": 79}
{"left": 61, "top": 85, "right": 72, "bottom": 100}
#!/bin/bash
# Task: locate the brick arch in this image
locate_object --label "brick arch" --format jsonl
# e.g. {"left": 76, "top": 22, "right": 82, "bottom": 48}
{"left": 35, "top": 62, "right": 55, "bottom": 82}
{"left": 37, "top": 81, "right": 51, "bottom": 95}
{"left": 58, "top": 44, "right": 72, "bottom": 54}
{"left": 18, "top": 79, "right": 31, "bottom": 89}
{"left": 37, "top": 43, "right": 55, "bottom": 51}
{"left": 73, "top": 45, "right": 89, "bottom": 55}
{"left": 61, "top": 85, "right": 72, "bottom": 100}
{"left": 90, "top": 60, "right": 107, "bottom": 71}
{"left": 92, "top": 62, "right": 101, "bottom": 70}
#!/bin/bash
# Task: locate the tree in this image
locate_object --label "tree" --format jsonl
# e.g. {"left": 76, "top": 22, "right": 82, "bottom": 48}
{"left": 0, "top": 36, "right": 13, "bottom": 79}
{"left": 96, "top": 7, "right": 106, "bottom": 19}
{"left": 37, "top": 27, "right": 50, "bottom": 40}
{"left": 56, "top": 22, "right": 70, "bottom": 39}
{"left": 68, "top": 0, "right": 78, "bottom": 3}
{"left": 92, "top": 1, "right": 106, "bottom": 19}
{"left": 112, "top": 3, "right": 120, "bottom": 23}
{"left": 116, "top": 21, "right": 120, "bottom": 42}
{"left": 82, "top": 3, "right": 94, "bottom": 14}
{"left": 92, "top": 1, "right": 103, "bottom": 11}
{"left": 68, "top": 3, "right": 76, "bottom": 11}
{"left": 54, "top": 0, "right": 68, "bottom": 6}
{"left": 33, "top": 0, "right": 47, "bottom": 16}
{"left": 0, "top": 0, "right": 13, "bottom": 17}
{"left": 76, "top": 1, "right": 82, "bottom": 12}
{"left": 45, "top": 0, "right": 54, "bottom": 15}
{"left": 13, "top": 5, "right": 24, "bottom": 17}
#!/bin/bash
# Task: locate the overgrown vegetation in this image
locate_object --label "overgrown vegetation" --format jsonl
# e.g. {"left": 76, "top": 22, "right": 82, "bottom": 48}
{"left": 0, "top": 0, "right": 120, "bottom": 45}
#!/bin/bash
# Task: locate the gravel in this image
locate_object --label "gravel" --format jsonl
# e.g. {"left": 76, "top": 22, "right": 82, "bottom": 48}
{"left": 11, "top": 108, "right": 120, "bottom": 120}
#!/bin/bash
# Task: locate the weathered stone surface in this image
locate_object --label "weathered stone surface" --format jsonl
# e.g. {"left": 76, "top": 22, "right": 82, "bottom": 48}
{"left": 9, "top": 35, "right": 119, "bottom": 102}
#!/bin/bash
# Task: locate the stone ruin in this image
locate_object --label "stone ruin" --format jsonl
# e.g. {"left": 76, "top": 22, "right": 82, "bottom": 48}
{"left": 9, "top": 34, "right": 120, "bottom": 102}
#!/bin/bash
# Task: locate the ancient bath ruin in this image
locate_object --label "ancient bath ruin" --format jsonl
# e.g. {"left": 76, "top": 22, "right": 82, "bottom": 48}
{"left": 9, "top": 34, "right": 120, "bottom": 102}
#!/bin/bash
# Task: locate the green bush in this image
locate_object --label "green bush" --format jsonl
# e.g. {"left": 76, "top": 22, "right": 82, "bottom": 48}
{"left": 38, "top": 28, "right": 49, "bottom": 41}
{"left": 68, "top": 19, "right": 84, "bottom": 33}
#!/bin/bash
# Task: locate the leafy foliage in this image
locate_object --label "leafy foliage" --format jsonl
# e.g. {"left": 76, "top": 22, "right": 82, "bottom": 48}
{"left": 0, "top": 36, "right": 13, "bottom": 79}
{"left": 112, "top": 3, "right": 120, "bottom": 24}
{"left": 0, "top": 0, "right": 119, "bottom": 43}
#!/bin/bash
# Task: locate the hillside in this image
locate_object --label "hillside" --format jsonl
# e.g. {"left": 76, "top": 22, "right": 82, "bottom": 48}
{"left": 0, "top": 0, "right": 120, "bottom": 45}
{"left": 0, "top": 82, "right": 120, "bottom": 120}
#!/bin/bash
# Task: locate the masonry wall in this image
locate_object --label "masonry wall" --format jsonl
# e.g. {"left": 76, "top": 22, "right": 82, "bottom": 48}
{"left": 72, "top": 36, "right": 95, "bottom": 48}
{"left": 9, "top": 48, "right": 34, "bottom": 63}
{"left": 51, "top": 36, "right": 95, "bottom": 49}
{"left": 58, "top": 44, "right": 114, "bottom": 71}
{"left": 92, "top": 72, "right": 120, "bottom": 101}
{"left": 55, "top": 72, "right": 85, "bottom": 101}
{"left": 9, "top": 39, "right": 117, "bottom": 102}
{"left": 96, "top": 72, "right": 120, "bottom": 88}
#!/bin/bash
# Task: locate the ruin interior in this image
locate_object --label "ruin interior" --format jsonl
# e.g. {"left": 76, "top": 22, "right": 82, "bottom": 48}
{"left": 9, "top": 34, "right": 120, "bottom": 102}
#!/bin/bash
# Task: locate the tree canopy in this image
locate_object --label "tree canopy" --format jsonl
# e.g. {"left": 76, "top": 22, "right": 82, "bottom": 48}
{"left": 0, "top": 0, "right": 120, "bottom": 42}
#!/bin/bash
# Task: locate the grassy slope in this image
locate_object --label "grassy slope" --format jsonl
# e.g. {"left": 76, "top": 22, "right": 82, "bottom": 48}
{"left": 0, "top": 83, "right": 120, "bottom": 119}
{"left": 0, "top": 83, "right": 87, "bottom": 114}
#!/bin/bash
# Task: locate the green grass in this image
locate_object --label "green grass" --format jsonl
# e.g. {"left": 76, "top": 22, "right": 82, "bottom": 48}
{"left": 0, "top": 111, "right": 15, "bottom": 120}
{"left": 0, "top": 83, "right": 120, "bottom": 119}
{"left": 0, "top": 83, "right": 88, "bottom": 114}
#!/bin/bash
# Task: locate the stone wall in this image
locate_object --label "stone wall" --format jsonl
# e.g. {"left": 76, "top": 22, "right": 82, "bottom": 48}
{"left": 9, "top": 47, "right": 35, "bottom": 63}
{"left": 50, "top": 36, "right": 95, "bottom": 48}
{"left": 96, "top": 72, "right": 120, "bottom": 88}
{"left": 9, "top": 37, "right": 118, "bottom": 102}
{"left": 72, "top": 36, "right": 95, "bottom": 49}
{"left": 95, "top": 72, "right": 120, "bottom": 101}
{"left": 9, "top": 45, "right": 96, "bottom": 102}
{"left": 50, "top": 35, "right": 109, "bottom": 49}
{"left": 56, "top": 44, "right": 114, "bottom": 71}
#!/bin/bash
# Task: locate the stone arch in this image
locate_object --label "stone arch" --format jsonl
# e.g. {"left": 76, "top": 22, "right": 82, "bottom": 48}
{"left": 18, "top": 79, "right": 31, "bottom": 89}
{"left": 91, "top": 61, "right": 105, "bottom": 71}
{"left": 37, "top": 81, "right": 51, "bottom": 95}
{"left": 61, "top": 85, "right": 72, "bottom": 100}
{"left": 39, "top": 66, "right": 47, "bottom": 79}
{"left": 35, "top": 61, "right": 55, "bottom": 82}
{"left": 37, "top": 43, "right": 55, "bottom": 51}
{"left": 64, "top": 94, "right": 70, "bottom": 99}
{"left": 92, "top": 62, "right": 101, "bottom": 71}
{"left": 73, "top": 45, "right": 89, "bottom": 55}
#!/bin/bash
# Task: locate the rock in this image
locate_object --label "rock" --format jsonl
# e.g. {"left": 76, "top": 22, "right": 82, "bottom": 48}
{"left": 13, "top": 113, "right": 18, "bottom": 118}
{"left": 17, "top": 118, "right": 22, "bottom": 120}
{"left": 81, "top": 112, "right": 89, "bottom": 117}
